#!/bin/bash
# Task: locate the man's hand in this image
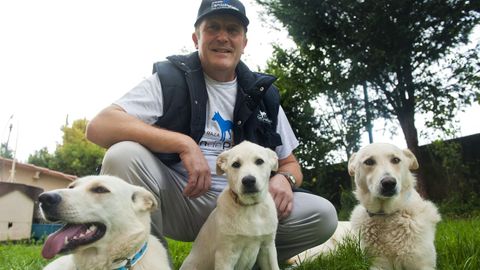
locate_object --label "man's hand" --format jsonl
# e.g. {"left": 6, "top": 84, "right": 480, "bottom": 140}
{"left": 269, "top": 174, "right": 294, "bottom": 219}
{"left": 180, "top": 141, "right": 211, "bottom": 198}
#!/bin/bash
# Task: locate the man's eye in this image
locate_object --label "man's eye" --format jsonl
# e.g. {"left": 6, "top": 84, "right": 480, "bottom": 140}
{"left": 364, "top": 158, "right": 376, "bottom": 166}
{"left": 228, "top": 27, "right": 240, "bottom": 34}
{"left": 91, "top": 186, "right": 110, "bottom": 194}
{"left": 255, "top": 158, "right": 264, "bottom": 165}
{"left": 207, "top": 24, "right": 220, "bottom": 31}
{"left": 232, "top": 161, "right": 241, "bottom": 168}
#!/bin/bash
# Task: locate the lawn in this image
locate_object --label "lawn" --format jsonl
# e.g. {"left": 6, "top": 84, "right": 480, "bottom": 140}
{"left": 1, "top": 217, "right": 479, "bottom": 270}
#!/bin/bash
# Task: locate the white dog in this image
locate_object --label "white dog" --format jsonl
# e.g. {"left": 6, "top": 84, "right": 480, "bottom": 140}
{"left": 348, "top": 143, "right": 441, "bottom": 270}
{"left": 289, "top": 143, "right": 441, "bottom": 269}
{"left": 180, "top": 141, "right": 280, "bottom": 270}
{"left": 39, "top": 175, "right": 171, "bottom": 270}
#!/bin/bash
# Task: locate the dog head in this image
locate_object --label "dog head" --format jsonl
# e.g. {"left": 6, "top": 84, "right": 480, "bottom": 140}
{"left": 38, "top": 175, "right": 157, "bottom": 259}
{"left": 348, "top": 143, "right": 418, "bottom": 211}
{"left": 216, "top": 141, "right": 278, "bottom": 205}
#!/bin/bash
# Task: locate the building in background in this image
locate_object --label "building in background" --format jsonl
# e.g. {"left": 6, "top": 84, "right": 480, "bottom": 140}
{"left": 0, "top": 157, "right": 76, "bottom": 241}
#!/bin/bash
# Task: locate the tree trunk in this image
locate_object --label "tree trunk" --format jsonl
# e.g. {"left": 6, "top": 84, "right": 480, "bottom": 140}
{"left": 397, "top": 110, "right": 428, "bottom": 198}
{"left": 393, "top": 55, "right": 430, "bottom": 198}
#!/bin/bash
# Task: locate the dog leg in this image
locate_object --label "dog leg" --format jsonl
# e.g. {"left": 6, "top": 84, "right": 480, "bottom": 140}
{"left": 43, "top": 255, "right": 76, "bottom": 270}
{"left": 403, "top": 259, "right": 436, "bottom": 270}
{"left": 404, "top": 266, "right": 435, "bottom": 270}
{"left": 214, "top": 242, "right": 241, "bottom": 270}
{"left": 257, "top": 241, "right": 280, "bottom": 270}
{"left": 370, "top": 257, "right": 393, "bottom": 270}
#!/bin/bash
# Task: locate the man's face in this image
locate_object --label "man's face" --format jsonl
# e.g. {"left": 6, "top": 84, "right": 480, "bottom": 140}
{"left": 192, "top": 14, "right": 247, "bottom": 81}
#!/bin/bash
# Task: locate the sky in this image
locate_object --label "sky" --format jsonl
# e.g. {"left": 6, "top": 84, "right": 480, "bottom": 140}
{"left": 1, "top": 0, "right": 479, "bottom": 162}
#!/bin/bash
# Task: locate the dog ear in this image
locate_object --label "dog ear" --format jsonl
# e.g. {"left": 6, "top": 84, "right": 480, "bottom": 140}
{"left": 132, "top": 188, "right": 158, "bottom": 212}
{"left": 403, "top": 148, "right": 419, "bottom": 170}
{"left": 216, "top": 150, "right": 229, "bottom": 176}
{"left": 266, "top": 148, "right": 279, "bottom": 172}
{"left": 348, "top": 152, "right": 357, "bottom": 176}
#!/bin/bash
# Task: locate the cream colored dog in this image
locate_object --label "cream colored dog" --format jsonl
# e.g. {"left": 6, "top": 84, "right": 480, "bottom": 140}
{"left": 39, "top": 175, "right": 171, "bottom": 270}
{"left": 289, "top": 143, "right": 441, "bottom": 270}
{"left": 180, "top": 141, "right": 280, "bottom": 270}
{"left": 348, "top": 143, "right": 441, "bottom": 270}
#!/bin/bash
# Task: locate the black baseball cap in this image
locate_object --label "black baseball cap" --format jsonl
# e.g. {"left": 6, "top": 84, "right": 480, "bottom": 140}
{"left": 194, "top": 0, "right": 249, "bottom": 28}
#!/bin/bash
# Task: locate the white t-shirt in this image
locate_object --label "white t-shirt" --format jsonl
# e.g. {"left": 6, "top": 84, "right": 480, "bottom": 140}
{"left": 115, "top": 73, "right": 299, "bottom": 191}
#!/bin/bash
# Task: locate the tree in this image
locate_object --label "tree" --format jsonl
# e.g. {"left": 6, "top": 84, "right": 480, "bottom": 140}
{"left": 258, "top": 0, "right": 480, "bottom": 196}
{"left": 265, "top": 46, "right": 365, "bottom": 168}
{"left": 265, "top": 47, "right": 329, "bottom": 170}
{"left": 0, "top": 143, "right": 14, "bottom": 159}
{"left": 264, "top": 46, "right": 365, "bottom": 203}
{"left": 28, "top": 119, "right": 105, "bottom": 176}
{"left": 28, "top": 147, "right": 54, "bottom": 168}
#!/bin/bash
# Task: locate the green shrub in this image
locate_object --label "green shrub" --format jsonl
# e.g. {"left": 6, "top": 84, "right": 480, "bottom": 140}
{"left": 338, "top": 187, "right": 356, "bottom": 220}
{"left": 438, "top": 192, "right": 480, "bottom": 218}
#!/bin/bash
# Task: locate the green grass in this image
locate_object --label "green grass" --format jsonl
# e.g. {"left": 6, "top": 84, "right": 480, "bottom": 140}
{"left": 292, "top": 235, "right": 372, "bottom": 270}
{"left": 0, "top": 240, "right": 47, "bottom": 270}
{"left": 294, "top": 216, "right": 480, "bottom": 270}
{"left": 436, "top": 217, "right": 480, "bottom": 269}
{"left": 0, "top": 238, "right": 191, "bottom": 270}
{"left": 167, "top": 239, "right": 192, "bottom": 269}
{"left": 1, "top": 217, "right": 479, "bottom": 270}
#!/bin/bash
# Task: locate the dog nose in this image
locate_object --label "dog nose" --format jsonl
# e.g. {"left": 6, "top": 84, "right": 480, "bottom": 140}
{"left": 39, "top": 192, "right": 62, "bottom": 208}
{"left": 242, "top": 175, "right": 256, "bottom": 189}
{"left": 380, "top": 176, "right": 397, "bottom": 196}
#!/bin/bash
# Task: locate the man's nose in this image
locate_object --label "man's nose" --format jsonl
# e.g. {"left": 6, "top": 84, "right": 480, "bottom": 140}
{"left": 216, "top": 29, "right": 229, "bottom": 41}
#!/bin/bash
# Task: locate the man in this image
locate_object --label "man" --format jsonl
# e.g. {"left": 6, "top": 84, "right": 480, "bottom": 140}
{"left": 86, "top": 0, "right": 337, "bottom": 263}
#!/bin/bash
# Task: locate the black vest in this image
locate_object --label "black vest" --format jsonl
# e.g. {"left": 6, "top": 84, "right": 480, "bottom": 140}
{"left": 152, "top": 52, "right": 282, "bottom": 164}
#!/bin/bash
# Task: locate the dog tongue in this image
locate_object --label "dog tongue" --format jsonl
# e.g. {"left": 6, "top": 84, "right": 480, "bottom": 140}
{"left": 42, "top": 224, "right": 85, "bottom": 259}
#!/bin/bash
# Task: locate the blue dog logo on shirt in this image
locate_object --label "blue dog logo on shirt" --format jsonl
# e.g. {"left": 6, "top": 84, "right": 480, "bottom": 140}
{"left": 212, "top": 112, "right": 233, "bottom": 142}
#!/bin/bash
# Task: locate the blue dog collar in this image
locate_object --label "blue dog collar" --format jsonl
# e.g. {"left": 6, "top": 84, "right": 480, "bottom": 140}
{"left": 113, "top": 242, "right": 148, "bottom": 270}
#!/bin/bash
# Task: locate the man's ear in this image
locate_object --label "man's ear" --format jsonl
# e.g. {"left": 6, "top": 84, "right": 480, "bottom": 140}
{"left": 192, "top": 32, "right": 199, "bottom": 49}
{"left": 132, "top": 188, "right": 158, "bottom": 212}
{"left": 242, "top": 37, "right": 248, "bottom": 54}
{"left": 348, "top": 152, "right": 357, "bottom": 176}
{"left": 403, "top": 148, "right": 419, "bottom": 170}
{"left": 216, "top": 150, "right": 229, "bottom": 176}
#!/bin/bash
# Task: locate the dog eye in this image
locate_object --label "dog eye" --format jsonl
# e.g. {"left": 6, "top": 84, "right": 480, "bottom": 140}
{"left": 364, "top": 158, "right": 376, "bottom": 166}
{"left": 391, "top": 157, "right": 401, "bottom": 164}
{"left": 232, "top": 161, "right": 241, "bottom": 168}
{"left": 91, "top": 186, "right": 110, "bottom": 194}
{"left": 255, "top": 158, "right": 264, "bottom": 165}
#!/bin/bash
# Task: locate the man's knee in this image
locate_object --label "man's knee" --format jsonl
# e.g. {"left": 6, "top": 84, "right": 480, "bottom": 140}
{"left": 311, "top": 198, "right": 338, "bottom": 245}
{"left": 282, "top": 195, "right": 338, "bottom": 245}
{"left": 102, "top": 141, "right": 147, "bottom": 169}
{"left": 100, "top": 141, "right": 152, "bottom": 180}
{"left": 276, "top": 195, "right": 338, "bottom": 261}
